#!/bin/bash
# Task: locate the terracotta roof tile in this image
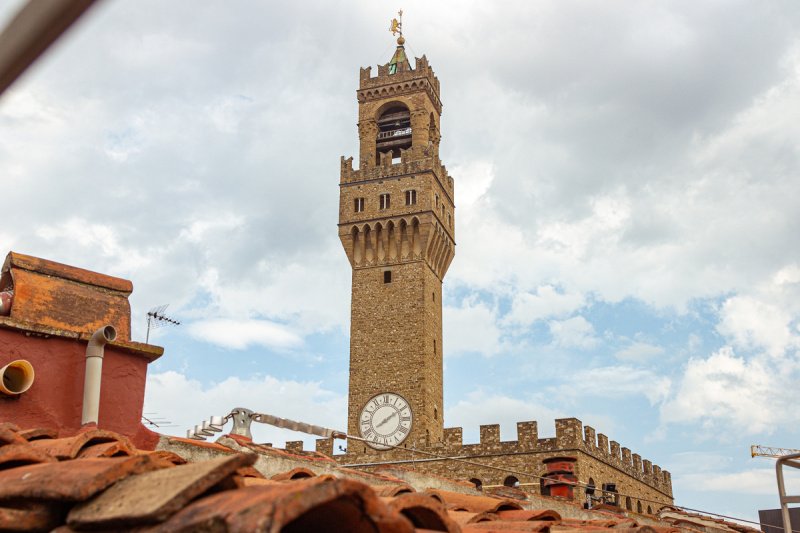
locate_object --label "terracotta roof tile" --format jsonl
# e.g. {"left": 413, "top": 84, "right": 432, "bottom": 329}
{"left": 0, "top": 422, "right": 21, "bottom": 433}
{"left": 659, "top": 506, "right": 759, "bottom": 533}
{"left": 0, "top": 501, "right": 67, "bottom": 532}
{"left": 336, "top": 466, "right": 409, "bottom": 485}
{"left": 0, "top": 442, "right": 55, "bottom": 470}
{"left": 463, "top": 521, "right": 555, "bottom": 532}
{"left": 449, "top": 510, "right": 500, "bottom": 525}
{"left": 236, "top": 465, "right": 265, "bottom": 478}
{"left": 270, "top": 466, "right": 317, "bottom": 480}
{"left": 550, "top": 524, "right": 619, "bottom": 533}
{"left": 237, "top": 477, "right": 281, "bottom": 487}
{"left": 0, "top": 426, "right": 26, "bottom": 446}
{"left": 427, "top": 489, "right": 524, "bottom": 513}
{"left": 384, "top": 492, "right": 461, "bottom": 533}
{"left": 372, "top": 483, "right": 416, "bottom": 497}
{"left": 485, "top": 485, "right": 530, "bottom": 501}
{"left": 560, "top": 519, "right": 635, "bottom": 528}
{"left": 0, "top": 454, "right": 165, "bottom": 502}
{"left": 3, "top": 252, "right": 133, "bottom": 293}
{"left": 25, "top": 428, "right": 134, "bottom": 460}
{"left": 0, "top": 426, "right": 732, "bottom": 532}
{"left": 66, "top": 453, "right": 256, "bottom": 529}
{"left": 144, "top": 449, "right": 187, "bottom": 466}
{"left": 16, "top": 427, "right": 57, "bottom": 441}
{"left": 155, "top": 476, "right": 415, "bottom": 533}
{"left": 75, "top": 440, "right": 134, "bottom": 459}
{"left": 3, "top": 253, "right": 134, "bottom": 340}
{"left": 214, "top": 464, "right": 271, "bottom": 490}
{"left": 496, "top": 509, "right": 562, "bottom": 522}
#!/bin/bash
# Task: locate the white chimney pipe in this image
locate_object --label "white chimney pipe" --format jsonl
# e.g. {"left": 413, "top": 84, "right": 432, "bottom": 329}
{"left": 81, "top": 325, "right": 117, "bottom": 425}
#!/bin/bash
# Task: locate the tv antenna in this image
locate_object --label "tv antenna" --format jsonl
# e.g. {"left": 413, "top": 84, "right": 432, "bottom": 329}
{"left": 141, "top": 412, "right": 177, "bottom": 429}
{"left": 145, "top": 304, "right": 180, "bottom": 343}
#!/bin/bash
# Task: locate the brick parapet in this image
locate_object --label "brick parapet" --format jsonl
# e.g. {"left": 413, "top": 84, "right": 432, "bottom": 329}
{"left": 340, "top": 154, "right": 454, "bottom": 200}
{"left": 597, "top": 434, "right": 610, "bottom": 456}
{"left": 610, "top": 441, "right": 621, "bottom": 461}
{"left": 584, "top": 425, "right": 596, "bottom": 447}
{"left": 516, "top": 421, "right": 537, "bottom": 451}
{"left": 358, "top": 55, "right": 441, "bottom": 113}
{"left": 335, "top": 417, "right": 672, "bottom": 499}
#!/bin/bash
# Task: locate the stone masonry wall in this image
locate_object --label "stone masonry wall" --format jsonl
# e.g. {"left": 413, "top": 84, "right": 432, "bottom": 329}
{"left": 346, "top": 260, "right": 444, "bottom": 453}
{"left": 329, "top": 417, "right": 673, "bottom": 516}
{"left": 341, "top": 51, "right": 453, "bottom": 457}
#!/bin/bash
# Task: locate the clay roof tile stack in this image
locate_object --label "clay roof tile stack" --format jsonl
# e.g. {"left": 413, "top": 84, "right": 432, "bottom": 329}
{"left": 0, "top": 425, "right": 761, "bottom": 532}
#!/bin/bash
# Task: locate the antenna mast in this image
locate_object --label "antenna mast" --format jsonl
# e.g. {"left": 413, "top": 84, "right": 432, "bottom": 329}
{"left": 145, "top": 304, "right": 180, "bottom": 344}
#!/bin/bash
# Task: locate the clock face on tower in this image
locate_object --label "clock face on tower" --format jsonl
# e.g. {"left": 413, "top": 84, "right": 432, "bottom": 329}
{"left": 359, "top": 392, "right": 413, "bottom": 450}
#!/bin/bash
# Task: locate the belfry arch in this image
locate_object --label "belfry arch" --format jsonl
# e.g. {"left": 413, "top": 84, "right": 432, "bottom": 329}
{"left": 375, "top": 102, "right": 411, "bottom": 163}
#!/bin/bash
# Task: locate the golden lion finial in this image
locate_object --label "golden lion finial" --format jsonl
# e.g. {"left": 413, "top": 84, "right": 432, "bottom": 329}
{"left": 390, "top": 9, "right": 403, "bottom": 38}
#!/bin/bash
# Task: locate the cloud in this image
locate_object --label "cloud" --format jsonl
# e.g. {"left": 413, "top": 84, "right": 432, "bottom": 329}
{"left": 444, "top": 297, "right": 502, "bottom": 357}
{"left": 451, "top": 160, "right": 494, "bottom": 208}
{"left": 548, "top": 316, "right": 599, "bottom": 349}
{"left": 676, "top": 468, "right": 783, "bottom": 496}
{"left": 446, "top": 390, "right": 563, "bottom": 441}
{"left": 614, "top": 342, "right": 665, "bottom": 363}
{"left": 717, "top": 295, "right": 797, "bottom": 358}
{"left": 565, "top": 366, "right": 671, "bottom": 405}
{"left": 144, "top": 370, "right": 347, "bottom": 449}
{"left": 187, "top": 318, "right": 302, "bottom": 350}
{"left": 503, "top": 285, "right": 586, "bottom": 327}
{"left": 660, "top": 346, "right": 799, "bottom": 434}
{"left": 3, "top": 3, "right": 800, "bottom": 518}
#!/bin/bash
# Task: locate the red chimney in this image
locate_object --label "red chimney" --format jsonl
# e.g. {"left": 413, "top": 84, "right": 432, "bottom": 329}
{"left": 541, "top": 456, "right": 578, "bottom": 499}
{"left": 0, "top": 252, "right": 163, "bottom": 448}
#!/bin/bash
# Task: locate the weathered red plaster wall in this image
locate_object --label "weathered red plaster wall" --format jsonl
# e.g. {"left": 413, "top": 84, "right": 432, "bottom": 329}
{"left": 0, "top": 328, "right": 158, "bottom": 448}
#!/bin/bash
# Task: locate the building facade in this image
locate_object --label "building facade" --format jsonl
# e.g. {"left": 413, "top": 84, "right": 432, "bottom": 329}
{"left": 334, "top": 37, "right": 673, "bottom": 514}
{"left": 338, "top": 37, "right": 455, "bottom": 454}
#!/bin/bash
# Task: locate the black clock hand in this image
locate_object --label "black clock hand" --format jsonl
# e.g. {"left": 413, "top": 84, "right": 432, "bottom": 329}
{"left": 375, "top": 411, "right": 398, "bottom": 428}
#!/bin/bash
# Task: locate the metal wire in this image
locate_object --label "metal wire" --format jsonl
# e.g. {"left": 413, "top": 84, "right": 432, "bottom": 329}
{"left": 340, "top": 433, "right": 795, "bottom": 531}
{"left": 192, "top": 409, "right": 791, "bottom": 532}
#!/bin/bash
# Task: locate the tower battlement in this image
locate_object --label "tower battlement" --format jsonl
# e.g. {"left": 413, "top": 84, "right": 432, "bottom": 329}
{"left": 335, "top": 35, "right": 673, "bottom": 514}
{"left": 341, "top": 42, "right": 453, "bottom": 453}
{"left": 358, "top": 56, "right": 441, "bottom": 113}
{"left": 339, "top": 154, "right": 454, "bottom": 196}
{"left": 437, "top": 418, "right": 672, "bottom": 497}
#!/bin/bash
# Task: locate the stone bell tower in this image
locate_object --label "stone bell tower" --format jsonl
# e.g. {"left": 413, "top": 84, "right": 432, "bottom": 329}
{"left": 338, "top": 32, "right": 455, "bottom": 455}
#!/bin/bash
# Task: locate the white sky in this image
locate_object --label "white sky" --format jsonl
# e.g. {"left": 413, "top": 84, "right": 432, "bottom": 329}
{"left": 1, "top": 0, "right": 799, "bottom": 522}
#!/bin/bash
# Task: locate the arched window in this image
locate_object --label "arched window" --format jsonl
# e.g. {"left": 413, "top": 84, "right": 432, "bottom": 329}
{"left": 503, "top": 476, "right": 519, "bottom": 488}
{"left": 647, "top": 505, "right": 652, "bottom": 515}
{"left": 376, "top": 104, "right": 411, "bottom": 163}
{"left": 470, "top": 478, "right": 483, "bottom": 491}
{"left": 586, "top": 477, "right": 596, "bottom": 496}
{"left": 626, "top": 496, "right": 632, "bottom": 510}
{"left": 637, "top": 501, "right": 643, "bottom": 513}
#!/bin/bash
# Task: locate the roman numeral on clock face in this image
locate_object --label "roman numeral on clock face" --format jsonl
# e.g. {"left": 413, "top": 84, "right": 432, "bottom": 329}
{"left": 359, "top": 392, "right": 414, "bottom": 450}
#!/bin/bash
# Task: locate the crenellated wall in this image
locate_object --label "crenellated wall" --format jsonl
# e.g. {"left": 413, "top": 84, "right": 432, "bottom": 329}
{"left": 329, "top": 417, "right": 673, "bottom": 514}
{"left": 358, "top": 55, "right": 442, "bottom": 114}
{"left": 340, "top": 153, "right": 455, "bottom": 199}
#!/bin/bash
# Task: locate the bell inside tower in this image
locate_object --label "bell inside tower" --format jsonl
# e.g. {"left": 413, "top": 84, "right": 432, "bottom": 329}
{"left": 376, "top": 104, "right": 412, "bottom": 163}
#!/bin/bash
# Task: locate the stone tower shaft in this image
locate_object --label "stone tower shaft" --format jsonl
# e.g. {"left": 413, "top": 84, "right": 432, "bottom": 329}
{"left": 339, "top": 43, "right": 455, "bottom": 453}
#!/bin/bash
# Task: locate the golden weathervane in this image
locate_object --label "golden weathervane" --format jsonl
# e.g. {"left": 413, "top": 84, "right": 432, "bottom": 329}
{"left": 390, "top": 9, "right": 403, "bottom": 38}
